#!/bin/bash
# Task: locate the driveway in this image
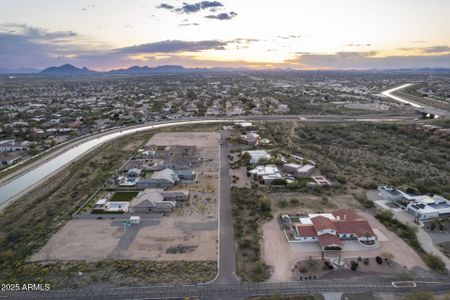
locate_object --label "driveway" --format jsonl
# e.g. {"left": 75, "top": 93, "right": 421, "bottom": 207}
{"left": 392, "top": 210, "right": 450, "bottom": 270}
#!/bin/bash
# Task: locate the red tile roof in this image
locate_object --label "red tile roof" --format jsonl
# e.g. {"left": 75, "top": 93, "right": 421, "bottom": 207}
{"left": 311, "top": 216, "right": 337, "bottom": 232}
{"left": 296, "top": 225, "right": 318, "bottom": 237}
{"left": 333, "top": 220, "right": 375, "bottom": 238}
{"left": 331, "top": 209, "right": 360, "bottom": 221}
{"left": 318, "top": 234, "right": 342, "bottom": 248}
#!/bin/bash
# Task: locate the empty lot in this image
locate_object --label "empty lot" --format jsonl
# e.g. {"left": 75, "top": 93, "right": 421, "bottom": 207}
{"left": 31, "top": 216, "right": 217, "bottom": 262}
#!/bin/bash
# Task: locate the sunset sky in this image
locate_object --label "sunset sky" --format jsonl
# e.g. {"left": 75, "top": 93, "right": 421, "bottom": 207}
{"left": 1, "top": 0, "right": 450, "bottom": 70}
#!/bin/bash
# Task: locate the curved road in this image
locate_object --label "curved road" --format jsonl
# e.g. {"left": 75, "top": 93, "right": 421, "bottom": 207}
{"left": 0, "top": 113, "right": 417, "bottom": 211}
{"left": 2, "top": 112, "right": 442, "bottom": 299}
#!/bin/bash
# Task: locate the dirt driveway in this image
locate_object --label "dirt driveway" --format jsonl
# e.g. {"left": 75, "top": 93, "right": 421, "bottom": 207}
{"left": 261, "top": 209, "right": 427, "bottom": 282}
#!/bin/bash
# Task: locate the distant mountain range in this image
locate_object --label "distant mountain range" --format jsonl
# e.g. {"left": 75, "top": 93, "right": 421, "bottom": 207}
{"left": 108, "top": 65, "right": 201, "bottom": 74}
{"left": 1, "top": 64, "right": 450, "bottom": 75}
{"left": 37, "top": 64, "right": 251, "bottom": 75}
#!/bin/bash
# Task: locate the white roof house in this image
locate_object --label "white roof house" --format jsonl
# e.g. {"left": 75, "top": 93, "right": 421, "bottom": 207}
{"left": 405, "top": 194, "right": 450, "bottom": 220}
{"left": 249, "top": 164, "right": 284, "bottom": 184}
{"left": 241, "top": 132, "right": 260, "bottom": 144}
{"left": 95, "top": 199, "right": 108, "bottom": 206}
{"left": 283, "top": 163, "right": 315, "bottom": 177}
{"left": 243, "top": 150, "right": 271, "bottom": 164}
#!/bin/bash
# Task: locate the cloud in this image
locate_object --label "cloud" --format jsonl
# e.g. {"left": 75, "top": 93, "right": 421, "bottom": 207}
{"left": 0, "top": 23, "right": 115, "bottom": 69}
{"left": 422, "top": 45, "right": 450, "bottom": 53}
{"left": 156, "top": 3, "right": 175, "bottom": 10}
{"left": 344, "top": 43, "right": 371, "bottom": 47}
{"left": 115, "top": 40, "right": 228, "bottom": 54}
{"left": 399, "top": 45, "right": 450, "bottom": 54}
{"left": 231, "top": 38, "right": 260, "bottom": 44}
{"left": 178, "top": 22, "right": 200, "bottom": 27}
{"left": 278, "top": 35, "right": 302, "bottom": 40}
{"left": 288, "top": 51, "right": 450, "bottom": 69}
{"left": 157, "top": 1, "right": 224, "bottom": 14}
{"left": 205, "top": 11, "right": 237, "bottom": 20}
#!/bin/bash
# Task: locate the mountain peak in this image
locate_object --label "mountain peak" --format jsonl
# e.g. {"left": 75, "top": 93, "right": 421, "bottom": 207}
{"left": 40, "top": 64, "right": 95, "bottom": 75}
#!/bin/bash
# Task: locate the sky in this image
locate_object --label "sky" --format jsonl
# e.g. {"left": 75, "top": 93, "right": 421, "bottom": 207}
{"left": 0, "top": 0, "right": 450, "bottom": 70}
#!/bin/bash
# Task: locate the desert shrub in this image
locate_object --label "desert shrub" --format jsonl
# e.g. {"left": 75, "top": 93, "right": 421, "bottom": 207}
{"left": 289, "top": 198, "right": 299, "bottom": 206}
{"left": 278, "top": 200, "right": 288, "bottom": 208}
{"left": 424, "top": 253, "right": 447, "bottom": 273}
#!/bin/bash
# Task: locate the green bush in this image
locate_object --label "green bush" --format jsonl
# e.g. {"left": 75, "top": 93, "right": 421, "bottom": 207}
{"left": 424, "top": 253, "right": 447, "bottom": 274}
{"left": 278, "top": 200, "right": 288, "bottom": 208}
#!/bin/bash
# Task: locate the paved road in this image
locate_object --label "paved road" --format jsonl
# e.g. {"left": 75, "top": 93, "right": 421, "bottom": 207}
{"left": 0, "top": 113, "right": 418, "bottom": 212}
{"left": 382, "top": 83, "right": 450, "bottom": 117}
{"left": 211, "top": 130, "right": 239, "bottom": 284}
{"left": 1, "top": 112, "right": 442, "bottom": 299}
{"left": 3, "top": 276, "right": 450, "bottom": 299}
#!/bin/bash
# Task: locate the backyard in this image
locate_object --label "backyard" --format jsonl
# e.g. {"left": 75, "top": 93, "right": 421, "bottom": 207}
{"left": 109, "top": 191, "right": 138, "bottom": 202}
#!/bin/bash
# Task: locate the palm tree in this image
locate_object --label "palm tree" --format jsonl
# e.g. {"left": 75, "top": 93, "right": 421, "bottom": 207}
{"left": 364, "top": 232, "right": 372, "bottom": 244}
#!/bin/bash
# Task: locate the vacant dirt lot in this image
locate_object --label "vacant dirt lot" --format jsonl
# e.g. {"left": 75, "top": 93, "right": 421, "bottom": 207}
{"left": 261, "top": 208, "right": 427, "bottom": 282}
{"left": 31, "top": 216, "right": 217, "bottom": 262}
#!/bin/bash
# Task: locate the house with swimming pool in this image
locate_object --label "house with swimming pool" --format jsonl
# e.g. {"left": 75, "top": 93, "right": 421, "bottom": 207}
{"left": 282, "top": 209, "right": 377, "bottom": 250}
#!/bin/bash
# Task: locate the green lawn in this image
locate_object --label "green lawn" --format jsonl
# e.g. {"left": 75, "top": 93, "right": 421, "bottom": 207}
{"left": 110, "top": 191, "right": 138, "bottom": 202}
{"left": 290, "top": 216, "right": 300, "bottom": 223}
{"left": 144, "top": 170, "right": 154, "bottom": 179}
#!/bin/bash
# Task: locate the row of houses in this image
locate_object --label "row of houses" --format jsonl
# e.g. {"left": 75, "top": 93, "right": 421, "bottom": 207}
{"left": 0, "top": 139, "right": 30, "bottom": 152}
{"left": 118, "top": 168, "right": 195, "bottom": 189}
{"left": 378, "top": 186, "right": 450, "bottom": 220}
{"left": 94, "top": 189, "right": 189, "bottom": 214}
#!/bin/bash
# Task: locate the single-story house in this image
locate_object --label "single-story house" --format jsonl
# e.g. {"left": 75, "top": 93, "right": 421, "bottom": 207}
{"left": 93, "top": 199, "right": 129, "bottom": 213}
{"left": 378, "top": 186, "right": 403, "bottom": 202}
{"left": 129, "top": 189, "right": 177, "bottom": 213}
{"left": 136, "top": 168, "right": 179, "bottom": 188}
{"left": 0, "top": 153, "right": 22, "bottom": 166}
{"left": 240, "top": 132, "right": 260, "bottom": 145}
{"left": 291, "top": 210, "right": 377, "bottom": 250}
{"left": 378, "top": 186, "right": 450, "bottom": 220}
{"left": 126, "top": 168, "right": 143, "bottom": 178}
{"left": 406, "top": 194, "right": 450, "bottom": 220}
{"left": 283, "top": 163, "right": 315, "bottom": 178}
{"left": 248, "top": 165, "right": 284, "bottom": 185}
